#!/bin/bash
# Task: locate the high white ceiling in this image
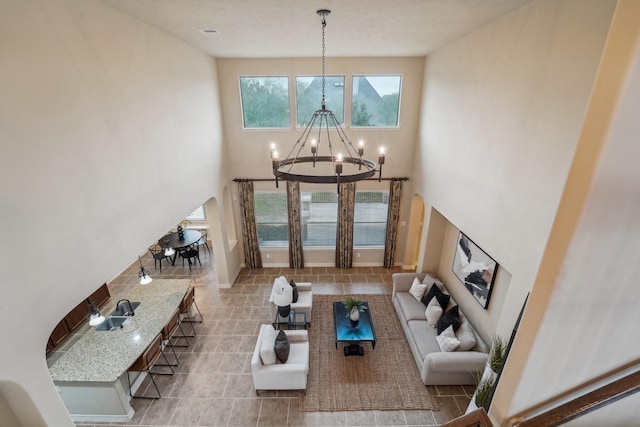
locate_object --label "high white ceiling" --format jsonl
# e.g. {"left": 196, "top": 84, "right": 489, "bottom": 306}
{"left": 102, "top": 0, "right": 536, "bottom": 58}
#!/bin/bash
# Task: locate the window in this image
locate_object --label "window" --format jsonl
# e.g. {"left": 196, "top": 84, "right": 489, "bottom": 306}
{"left": 353, "top": 191, "right": 389, "bottom": 246}
{"left": 239, "top": 76, "right": 290, "bottom": 128}
{"left": 255, "top": 192, "right": 288, "bottom": 247}
{"left": 301, "top": 191, "right": 338, "bottom": 247}
{"left": 296, "top": 76, "right": 345, "bottom": 127}
{"left": 186, "top": 205, "right": 206, "bottom": 220}
{"left": 352, "top": 75, "right": 401, "bottom": 127}
{"left": 254, "top": 190, "right": 388, "bottom": 248}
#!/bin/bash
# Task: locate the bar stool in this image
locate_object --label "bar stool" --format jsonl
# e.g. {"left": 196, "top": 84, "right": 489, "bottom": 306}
{"left": 157, "top": 308, "right": 190, "bottom": 366}
{"left": 127, "top": 333, "right": 174, "bottom": 399}
{"left": 180, "top": 286, "right": 203, "bottom": 337}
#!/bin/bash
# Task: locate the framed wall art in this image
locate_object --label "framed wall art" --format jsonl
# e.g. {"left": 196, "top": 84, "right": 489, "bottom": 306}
{"left": 452, "top": 231, "right": 498, "bottom": 309}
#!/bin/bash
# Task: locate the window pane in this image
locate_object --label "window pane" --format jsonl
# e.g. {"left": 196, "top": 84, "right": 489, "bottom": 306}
{"left": 240, "top": 77, "right": 290, "bottom": 128}
{"left": 301, "top": 191, "right": 337, "bottom": 247}
{"left": 255, "top": 192, "right": 288, "bottom": 247}
{"left": 353, "top": 191, "right": 389, "bottom": 246}
{"left": 296, "top": 76, "right": 345, "bottom": 127}
{"left": 352, "top": 75, "right": 401, "bottom": 127}
{"left": 185, "top": 205, "right": 205, "bottom": 220}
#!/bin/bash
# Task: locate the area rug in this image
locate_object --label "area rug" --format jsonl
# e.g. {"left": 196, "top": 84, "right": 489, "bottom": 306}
{"left": 299, "top": 294, "right": 440, "bottom": 412}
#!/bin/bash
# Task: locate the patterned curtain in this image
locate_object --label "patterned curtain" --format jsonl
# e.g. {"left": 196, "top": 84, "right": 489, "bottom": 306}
{"left": 335, "top": 182, "right": 356, "bottom": 268}
{"left": 383, "top": 180, "right": 403, "bottom": 268}
{"left": 287, "top": 181, "right": 304, "bottom": 269}
{"left": 238, "top": 181, "right": 262, "bottom": 269}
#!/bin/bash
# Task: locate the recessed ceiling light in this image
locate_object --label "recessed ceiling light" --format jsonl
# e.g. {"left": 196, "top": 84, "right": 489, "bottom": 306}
{"left": 199, "top": 28, "right": 220, "bottom": 35}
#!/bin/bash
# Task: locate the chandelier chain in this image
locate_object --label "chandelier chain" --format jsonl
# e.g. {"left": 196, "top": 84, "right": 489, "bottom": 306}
{"left": 321, "top": 15, "right": 326, "bottom": 108}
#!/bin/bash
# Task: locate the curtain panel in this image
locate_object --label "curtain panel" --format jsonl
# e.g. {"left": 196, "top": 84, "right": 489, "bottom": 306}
{"left": 383, "top": 180, "right": 403, "bottom": 268}
{"left": 335, "top": 182, "right": 356, "bottom": 268}
{"left": 287, "top": 181, "right": 304, "bottom": 269}
{"left": 238, "top": 181, "right": 262, "bottom": 269}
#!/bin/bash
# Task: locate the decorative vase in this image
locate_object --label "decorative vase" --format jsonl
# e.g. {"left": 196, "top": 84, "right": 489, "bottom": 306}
{"left": 350, "top": 307, "right": 360, "bottom": 326}
{"left": 177, "top": 225, "right": 184, "bottom": 240}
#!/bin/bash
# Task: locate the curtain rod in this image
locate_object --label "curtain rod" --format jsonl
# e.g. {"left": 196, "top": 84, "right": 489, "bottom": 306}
{"left": 233, "top": 177, "right": 409, "bottom": 183}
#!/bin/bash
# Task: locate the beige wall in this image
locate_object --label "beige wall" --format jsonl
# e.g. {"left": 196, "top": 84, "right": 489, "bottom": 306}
{"left": 415, "top": 0, "right": 616, "bottom": 342}
{"left": 498, "top": 0, "right": 640, "bottom": 422}
{"left": 0, "top": 0, "right": 224, "bottom": 424}
{"left": 217, "top": 57, "right": 424, "bottom": 267}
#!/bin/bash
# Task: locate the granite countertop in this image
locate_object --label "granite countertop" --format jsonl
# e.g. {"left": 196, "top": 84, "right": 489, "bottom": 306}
{"left": 49, "top": 279, "right": 191, "bottom": 383}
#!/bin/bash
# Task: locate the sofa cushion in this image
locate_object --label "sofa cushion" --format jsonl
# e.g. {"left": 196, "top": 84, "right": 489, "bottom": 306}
{"left": 436, "top": 325, "right": 460, "bottom": 352}
{"left": 425, "top": 297, "right": 443, "bottom": 327}
{"left": 455, "top": 318, "right": 477, "bottom": 351}
{"left": 259, "top": 325, "right": 277, "bottom": 365}
{"left": 421, "top": 284, "right": 450, "bottom": 310}
{"left": 421, "top": 273, "right": 445, "bottom": 289}
{"left": 396, "top": 292, "right": 428, "bottom": 321}
{"left": 274, "top": 330, "right": 290, "bottom": 363}
{"left": 290, "top": 280, "right": 299, "bottom": 303}
{"left": 437, "top": 306, "right": 461, "bottom": 335}
{"left": 409, "top": 277, "right": 428, "bottom": 302}
{"left": 407, "top": 320, "right": 440, "bottom": 360}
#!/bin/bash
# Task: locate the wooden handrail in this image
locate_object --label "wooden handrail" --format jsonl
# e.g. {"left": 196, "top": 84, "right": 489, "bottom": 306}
{"left": 441, "top": 408, "right": 492, "bottom": 427}
{"left": 511, "top": 366, "right": 640, "bottom": 427}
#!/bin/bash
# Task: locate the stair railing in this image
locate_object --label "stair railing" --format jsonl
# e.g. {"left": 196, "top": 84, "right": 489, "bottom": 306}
{"left": 509, "top": 357, "right": 640, "bottom": 426}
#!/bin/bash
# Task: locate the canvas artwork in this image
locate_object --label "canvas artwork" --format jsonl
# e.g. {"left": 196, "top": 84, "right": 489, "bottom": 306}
{"left": 452, "top": 232, "right": 498, "bottom": 309}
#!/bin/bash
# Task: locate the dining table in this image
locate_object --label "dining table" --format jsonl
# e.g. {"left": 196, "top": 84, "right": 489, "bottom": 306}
{"left": 158, "top": 230, "right": 202, "bottom": 265}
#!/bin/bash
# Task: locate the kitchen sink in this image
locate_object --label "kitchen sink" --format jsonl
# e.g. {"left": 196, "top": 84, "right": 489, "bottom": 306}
{"left": 109, "top": 301, "right": 140, "bottom": 317}
{"left": 95, "top": 316, "right": 129, "bottom": 331}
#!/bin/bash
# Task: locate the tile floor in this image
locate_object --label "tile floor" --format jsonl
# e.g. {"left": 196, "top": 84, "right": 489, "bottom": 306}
{"left": 49, "top": 247, "right": 472, "bottom": 426}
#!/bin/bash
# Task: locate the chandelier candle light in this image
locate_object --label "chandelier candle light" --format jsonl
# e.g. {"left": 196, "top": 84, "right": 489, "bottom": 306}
{"left": 269, "top": 9, "right": 385, "bottom": 192}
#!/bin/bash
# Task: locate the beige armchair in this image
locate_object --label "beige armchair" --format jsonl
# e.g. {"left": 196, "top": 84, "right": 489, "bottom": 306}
{"left": 269, "top": 276, "right": 313, "bottom": 325}
{"left": 251, "top": 324, "right": 309, "bottom": 393}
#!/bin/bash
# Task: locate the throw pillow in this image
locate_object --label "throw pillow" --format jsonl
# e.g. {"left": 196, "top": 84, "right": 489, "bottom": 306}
{"left": 274, "top": 330, "right": 290, "bottom": 363}
{"left": 455, "top": 319, "right": 477, "bottom": 351}
{"left": 290, "top": 279, "right": 299, "bottom": 303}
{"left": 421, "top": 283, "right": 450, "bottom": 310}
{"left": 259, "top": 325, "right": 277, "bottom": 365}
{"left": 436, "top": 325, "right": 460, "bottom": 352}
{"left": 408, "top": 277, "right": 428, "bottom": 302}
{"left": 437, "top": 305, "right": 461, "bottom": 335}
{"left": 425, "top": 297, "right": 443, "bottom": 327}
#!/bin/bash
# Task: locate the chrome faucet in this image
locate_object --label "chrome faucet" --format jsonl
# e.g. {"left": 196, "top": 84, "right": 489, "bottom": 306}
{"left": 115, "top": 299, "right": 135, "bottom": 316}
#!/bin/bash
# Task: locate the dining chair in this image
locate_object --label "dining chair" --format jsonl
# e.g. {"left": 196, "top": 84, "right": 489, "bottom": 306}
{"left": 197, "top": 229, "right": 211, "bottom": 254}
{"left": 127, "top": 333, "right": 174, "bottom": 399}
{"left": 178, "top": 243, "right": 201, "bottom": 271}
{"left": 148, "top": 244, "right": 172, "bottom": 272}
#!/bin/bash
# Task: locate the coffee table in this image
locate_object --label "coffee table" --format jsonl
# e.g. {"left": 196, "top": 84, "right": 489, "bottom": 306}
{"left": 333, "top": 301, "right": 376, "bottom": 356}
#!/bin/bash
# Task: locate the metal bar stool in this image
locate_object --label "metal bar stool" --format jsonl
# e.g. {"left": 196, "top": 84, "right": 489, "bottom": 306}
{"left": 180, "top": 286, "right": 203, "bottom": 337}
{"left": 156, "top": 308, "right": 190, "bottom": 367}
{"left": 127, "top": 333, "right": 174, "bottom": 399}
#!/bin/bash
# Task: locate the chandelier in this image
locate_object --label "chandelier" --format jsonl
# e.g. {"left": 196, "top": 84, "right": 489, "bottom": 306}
{"left": 270, "top": 9, "right": 385, "bottom": 190}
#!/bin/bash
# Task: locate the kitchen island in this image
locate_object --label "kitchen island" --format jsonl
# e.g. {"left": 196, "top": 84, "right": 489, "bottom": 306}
{"left": 48, "top": 279, "right": 191, "bottom": 422}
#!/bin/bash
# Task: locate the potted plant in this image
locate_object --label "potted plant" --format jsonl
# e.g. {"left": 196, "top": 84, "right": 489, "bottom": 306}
{"left": 343, "top": 297, "right": 367, "bottom": 325}
{"left": 473, "top": 371, "right": 497, "bottom": 412}
{"left": 466, "top": 335, "right": 506, "bottom": 414}
{"left": 489, "top": 335, "right": 506, "bottom": 374}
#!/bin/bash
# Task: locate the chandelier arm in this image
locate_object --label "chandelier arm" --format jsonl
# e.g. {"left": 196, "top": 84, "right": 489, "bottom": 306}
{"left": 283, "top": 113, "right": 318, "bottom": 173}
{"left": 329, "top": 113, "right": 364, "bottom": 164}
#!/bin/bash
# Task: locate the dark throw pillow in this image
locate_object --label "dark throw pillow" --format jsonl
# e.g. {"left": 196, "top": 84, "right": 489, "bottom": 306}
{"left": 421, "top": 283, "right": 449, "bottom": 310}
{"left": 437, "top": 305, "right": 461, "bottom": 335}
{"left": 274, "top": 330, "right": 290, "bottom": 363}
{"left": 290, "top": 279, "right": 299, "bottom": 303}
